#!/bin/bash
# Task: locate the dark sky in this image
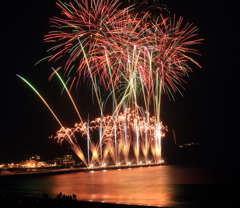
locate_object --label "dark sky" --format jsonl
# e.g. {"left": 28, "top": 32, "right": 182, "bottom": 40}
{"left": 1, "top": 0, "right": 239, "bottom": 163}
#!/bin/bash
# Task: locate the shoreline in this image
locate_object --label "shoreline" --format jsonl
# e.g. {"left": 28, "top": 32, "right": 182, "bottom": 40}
{"left": 0, "top": 163, "right": 164, "bottom": 177}
{"left": 0, "top": 193, "right": 159, "bottom": 208}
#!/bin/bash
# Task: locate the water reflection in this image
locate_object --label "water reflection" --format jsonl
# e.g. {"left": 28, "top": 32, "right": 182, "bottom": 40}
{"left": 48, "top": 167, "right": 175, "bottom": 207}
{"left": 0, "top": 165, "right": 231, "bottom": 207}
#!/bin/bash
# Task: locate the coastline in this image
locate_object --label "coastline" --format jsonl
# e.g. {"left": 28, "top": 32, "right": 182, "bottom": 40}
{"left": 1, "top": 164, "right": 238, "bottom": 208}
{"left": 0, "top": 163, "right": 164, "bottom": 177}
{"left": 0, "top": 193, "right": 159, "bottom": 208}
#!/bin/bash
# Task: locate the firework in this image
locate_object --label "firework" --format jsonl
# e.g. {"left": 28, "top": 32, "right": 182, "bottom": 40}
{"left": 17, "top": 74, "right": 88, "bottom": 166}
{"left": 62, "top": 108, "right": 168, "bottom": 166}
{"left": 19, "top": 0, "right": 202, "bottom": 167}
{"left": 44, "top": 1, "right": 202, "bottom": 110}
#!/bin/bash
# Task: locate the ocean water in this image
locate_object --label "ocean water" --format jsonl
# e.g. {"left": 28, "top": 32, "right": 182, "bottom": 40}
{"left": 0, "top": 165, "right": 238, "bottom": 207}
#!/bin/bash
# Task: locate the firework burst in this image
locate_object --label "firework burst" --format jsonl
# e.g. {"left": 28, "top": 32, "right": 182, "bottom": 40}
{"left": 18, "top": 0, "right": 202, "bottom": 167}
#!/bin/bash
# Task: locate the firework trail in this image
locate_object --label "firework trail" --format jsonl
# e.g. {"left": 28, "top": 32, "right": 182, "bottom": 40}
{"left": 19, "top": 0, "right": 202, "bottom": 167}
{"left": 72, "top": 108, "right": 167, "bottom": 165}
{"left": 17, "top": 74, "right": 88, "bottom": 166}
{"left": 45, "top": 1, "right": 202, "bottom": 109}
{"left": 17, "top": 74, "right": 168, "bottom": 166}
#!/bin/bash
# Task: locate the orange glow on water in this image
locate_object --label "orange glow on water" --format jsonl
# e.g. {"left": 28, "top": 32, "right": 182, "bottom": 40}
{"left": 46, "top": 166, "right": 178, "bottom": 207}
{"left": 0, "top": 165, "right": 227, "bottom": 207}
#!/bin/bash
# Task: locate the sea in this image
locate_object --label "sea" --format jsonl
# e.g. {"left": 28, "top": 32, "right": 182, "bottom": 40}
{"left": 0, "top": 164, "right": 238, "bottom": 207}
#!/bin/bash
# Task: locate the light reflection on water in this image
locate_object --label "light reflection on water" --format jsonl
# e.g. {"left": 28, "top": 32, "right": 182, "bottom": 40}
{"left": 0, "top": 165, "right": 235, "bottom": 207}
{"left": 48, "top": 167, "right": 174, "bottom": 207}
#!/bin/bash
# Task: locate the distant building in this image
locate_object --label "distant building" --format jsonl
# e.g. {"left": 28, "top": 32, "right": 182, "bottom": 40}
{"left": 7, "top": 163, "right": 19, "bottom": 168}
{"left": 30, "top": 155, "right": 40, "bottom": 160}
{"left": 45, "top": 159, "right": 57, "bottom": 167}
{"left": 2, "top": 155, "right": 76, "bottom": 169}
{"left": 54, "top": 155, "right": 75, "bottom": 167}
{"left": 19, "top": 160, "right": 37, "bottom": 168}
{"left": 0, "top": 164, "right": 6, "bottom": 169}
{"left": 36, "top": 161, "right": 46, "bottom": 167}
{"left": 19, "top": 157, "right": 46, "bottom": 168}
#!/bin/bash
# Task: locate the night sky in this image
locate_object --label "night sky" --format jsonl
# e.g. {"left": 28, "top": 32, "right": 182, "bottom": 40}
{"left": 1, "top": 0, "right": 239, "bottom": 164}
